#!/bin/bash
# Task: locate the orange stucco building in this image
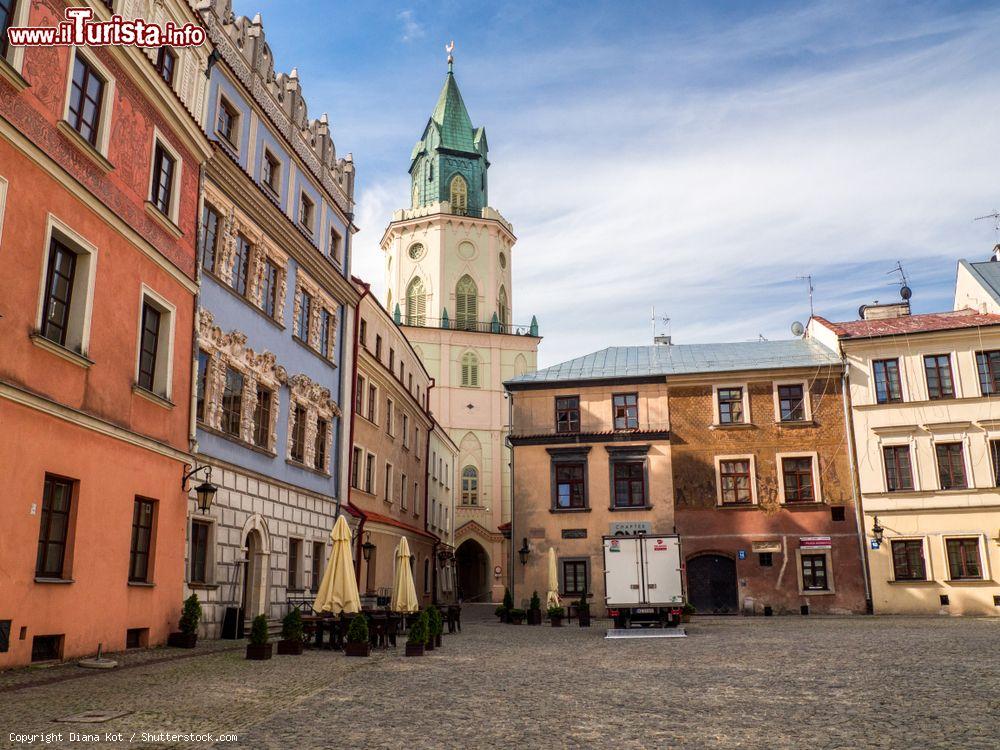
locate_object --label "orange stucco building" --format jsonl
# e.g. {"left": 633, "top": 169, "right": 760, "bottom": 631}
{"left": 0, "top": 0, "right": 211, "bottom": 667}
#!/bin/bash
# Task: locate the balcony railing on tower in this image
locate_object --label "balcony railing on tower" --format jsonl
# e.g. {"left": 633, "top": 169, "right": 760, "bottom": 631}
{"left": 395, "top": 310, "right": 539, "bottom": 337}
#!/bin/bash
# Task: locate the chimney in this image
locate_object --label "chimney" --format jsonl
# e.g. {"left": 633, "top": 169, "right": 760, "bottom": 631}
{"left": 860, "top": 301, "right": 911, "bottom": 321}
{"left": 992, "top": 243, "right": 1000, "bottom": 262}
{"left": 654, "top": 335, "right": 672, "bottom": 346}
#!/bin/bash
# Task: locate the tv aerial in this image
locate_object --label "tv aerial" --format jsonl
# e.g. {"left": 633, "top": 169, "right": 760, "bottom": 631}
{"left": 796, "top": 274, "right": 815, "bottom": 317}
{"left": 887, "top": 261, "right": 911, "bottom": 301}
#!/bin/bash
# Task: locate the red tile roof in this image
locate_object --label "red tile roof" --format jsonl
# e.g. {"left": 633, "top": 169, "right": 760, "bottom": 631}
{"left": 362, "top": 510, "right": 438, "bottom": 540}
{"left": 813, "top": 309, "right": 1000, "bottom": 339}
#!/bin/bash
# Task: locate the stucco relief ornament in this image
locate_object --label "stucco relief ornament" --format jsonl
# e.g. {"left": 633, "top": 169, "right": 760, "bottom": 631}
{"left": 302, "top": 409, "right": 318, "bottom": 467}
{"left": 241, "top": 371, "right": 259, "bottom": 444}
{"left": 758, "top": 478, "right": 781, "bottom": 516}
{"left": 276, "top": 270, "right": 288, "bottom": 327}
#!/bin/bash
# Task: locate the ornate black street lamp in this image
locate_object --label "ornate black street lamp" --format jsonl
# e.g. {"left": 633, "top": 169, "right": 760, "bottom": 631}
{"left": 518, "top": 537, "right": 530, "bottom": 566}
{"left": 182, "top": 464, "right": 217, "bottom": 514}
{"left": 361, "top": 532, "right": 376, "bottom": 562}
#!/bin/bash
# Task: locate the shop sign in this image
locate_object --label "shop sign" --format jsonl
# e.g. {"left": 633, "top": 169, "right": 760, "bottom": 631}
{"left": 610, "top": 521, "right": 652, "bottom": 536}
{"left": 562, "top": 529, "right": 587, "bottom": 539}
{"left": 800, "top": 536, "right": 832, "bottom": 549}
{"left": 752, "top": 541, "right": 783, "bottom": 553}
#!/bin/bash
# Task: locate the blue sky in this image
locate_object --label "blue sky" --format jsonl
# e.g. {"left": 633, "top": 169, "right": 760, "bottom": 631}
{"left": 234, "top": 0, "right": 1000, "bottom": 366}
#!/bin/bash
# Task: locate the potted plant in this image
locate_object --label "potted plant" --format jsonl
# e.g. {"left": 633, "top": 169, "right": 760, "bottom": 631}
{"left": 527, "top": 591, "right": 542, "bottom": 625}
{"left": 509, "top": 608, "right": 526, "bottom": 625}
{"left": 167, "top": 594, "right": 202, "bottom": 648}
{"left": 246, "top": 614, "right": 272, "bottom": 660}
{"left": 577, "top": 595, "right": 592, "bottom": 627}
{"left": 494, "top": 604, "right": 509, "bottom": 623}
{"left": 405, "top": 610, "right": 429, "bottom": 657}
{"left": 548, "top": 606, "right": 565, "bottom": 627}
{"left": 681, "top": 602, "right": 696, "bottom": 623}
{"left": 277, "top": 609, "right": 305, "bottom": 655}
{"left": 344, "top": 614, "right": 371, "bottom": 657}
{"left": 427, "top": 606, "right": 443, "bottom": 648}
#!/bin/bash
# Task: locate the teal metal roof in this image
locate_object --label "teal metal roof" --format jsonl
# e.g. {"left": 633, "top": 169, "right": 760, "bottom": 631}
{"left": 962, "top": 259, "right": 1000, "bottom": 307}
{"left": 431, "top": 72, "right": 476, "bottom": 154}
{"left": 507, "top": 340, "right": 842, "bottom": 386}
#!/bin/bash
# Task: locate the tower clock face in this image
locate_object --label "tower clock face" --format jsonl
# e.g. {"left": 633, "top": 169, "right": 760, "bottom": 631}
{"left": 408, "top": 243, "right": 426, "bottom": 261}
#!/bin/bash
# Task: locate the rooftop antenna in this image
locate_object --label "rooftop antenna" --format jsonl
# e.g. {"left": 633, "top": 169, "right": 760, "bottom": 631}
{"left": 887, "top": 261, "right": 912, "bottom": 301}
{"left": 796, "top": 274, "right": 814, "bottom": 317}
{"left": 650, "top": 306, "right": 670, "bottom": 343}
{"left": 974, "top": 211, "right": 1000, "bottom": 259}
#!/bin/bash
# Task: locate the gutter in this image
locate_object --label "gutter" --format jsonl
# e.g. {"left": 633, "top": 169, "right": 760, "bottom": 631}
{"left": 841, "top": 361, "right": 873, "bottom": 613}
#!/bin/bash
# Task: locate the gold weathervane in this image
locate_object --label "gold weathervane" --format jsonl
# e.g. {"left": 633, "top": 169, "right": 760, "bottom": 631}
{"left": 446, "top": 40, "right": 455, "bottom": 69}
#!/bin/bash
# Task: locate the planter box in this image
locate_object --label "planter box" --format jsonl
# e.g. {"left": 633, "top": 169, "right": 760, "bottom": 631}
{"left": 526, "top": 609, "right": 542, "bottom": 625}
{"left": 245, "top": 643, "right": 273, "bottom": 661}
{"left": 405, "top": 643, "right": 425, "bottom": 657}
{"left": 550, "top": 616, "right": 563, "bottom": 627}
{"left": 579, "top": 612, "right": 592, "bottom": 628}
{"left": 344, "top": 642, "right": 371, "bottom": 657}
{"left": 425, "top": 639, "right": 435, "bottom": 651}
{"left": 276, "top": 639, "right": 303, "bottom": 655}
{"left": 509, "top": 614, "right": 525, "bottom": 625}
{"left": 166, "top": 632, "right": 197, "bottom": 649}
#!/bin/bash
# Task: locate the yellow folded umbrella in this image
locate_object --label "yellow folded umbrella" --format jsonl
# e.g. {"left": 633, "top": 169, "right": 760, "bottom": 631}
{"left": 546, "top": 547, "right": 561, "bottom": 609}
{"left": 391, "top": 537, "right": 420, "bottom": 613}
{"left": 312, "top": 515, "right": 362, "bottom": 615}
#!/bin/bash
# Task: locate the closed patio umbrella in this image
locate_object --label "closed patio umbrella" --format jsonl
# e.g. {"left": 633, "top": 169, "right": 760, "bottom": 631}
{"left": 546, "top": 547, "right": 561, "bottom": 609}
{"left": 391, "top": 537, "right": 419, "bottom": 613}
{"left": 312, "top": 515, "right": 361, "bottom": 615}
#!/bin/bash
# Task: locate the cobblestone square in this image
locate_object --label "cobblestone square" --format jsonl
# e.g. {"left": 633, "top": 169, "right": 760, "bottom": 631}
{"left": 2, "top": 607, "right": 998, "bottom": 749}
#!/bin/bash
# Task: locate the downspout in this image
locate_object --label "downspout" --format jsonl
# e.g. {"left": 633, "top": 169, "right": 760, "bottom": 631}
{"left": 506, "top": 387, "right": 515, "bottom": 605}
{"left": 348, "top": 282, "right": 370, "bottom": 581}
{"left": 423, "top": 377, "right": 436, "bottom": 603}
{"left": 841, "top": 361, "right": 873, "bottom": 613}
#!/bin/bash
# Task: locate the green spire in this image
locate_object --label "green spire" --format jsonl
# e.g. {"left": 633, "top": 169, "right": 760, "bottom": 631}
{"left": 431, "top": 72, "right": 476, "bottom": 154}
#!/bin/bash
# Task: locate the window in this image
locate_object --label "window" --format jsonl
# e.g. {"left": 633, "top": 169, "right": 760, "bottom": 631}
{"left": 716, "top": 387, "right": 744, "bottom": 424}
{"left": 351, "top": 446, "right": 362, "bottom": 489}
{"left": 758, "top": 552, "right": 773, "bottom": 567}
{"left": 299, "top": 192, "right": 314, "bottom": 232}
{"left": 924, "top": 354, "right": 955, "bottom": 400}
{"left": 311, "top": 541, "right": 324, "bottom": 593}
{"left": 319, "top": 309, "right": 333, "bottom": 357}
{"left": 891, "top": 540, "right": 926, "bottom": 581}
{"left": 406, "top": 277, "right": 427, "bottom": 326}
{"left": 947, "top": 538, "right": 982, "bottom": 580}
{"left": 200, "top": 204, "right": 221, "bottom": 272}
{"left": 385, "top": 399, "right": 394, "bottom": 435}
{"left": 554, "top": 463, "right": 586, "bottom": 509}
{"left": 190, "top": 519, "right": 210, "bottom": 584}
{"left": 0, "top": 0, "right": 17, "bottom": 59}
{"left": 253, "top": 385, "right": 272, "bottom": 448}
{"left": 221, "top": 367, "right": 243, "bottom": 437}
{"left": 375, "top": 335, "right": 382, "bottom": 361}
{"left": 232, "top": 235, "right": 251, "bottom": 297}
{"left": 128, "top": 498, "right": 155, "bottom": 583}
{"left": 68, "top": 55, "right": 105, "bottom": 146}
{"left": 497, "top": 286, "right": 509, "bottom": 329}
{"left": 976, "top": 350, "right": 1000, "bottom": 396}
{"left": 461, "top": 466, "right": 478, "bottom": 505}
{"left": 40, "top": 237, "right": 77, "bottom": 347}
{"left": 297, "top": 290, "right": 312, "bottom": 341}
{"left": 291, "top": 404, "right": 307, "bottom": 463}
{"left": 719, "top": 459, "right": 752, "bottom": 505}
{"left": 384, "top": 463, "right": 393, "bottom": 502}
{"left": 262, "top": 150, "right": 280, "bottom": 194}
{"left": 260, "top": 259, "right": 279, "bottom": 318}
{"left": 216, "top": 96, "right": 238, "bottom": 146}
{"left": 883, "top": 445, "right": 914, "bottom": 492}
{"left": 935, "top": 443, "right": 967, "bottom": 490}
{"left": 413, "top": 482, "right": 420, "bottom": 515}
{"left": 389, "top": 348, "right": 395, "bottom": 371}
{"left": 801, "top": 554, "right": 828, "bottom": 591}
{"left": 288, "top": 538, "right": 300, "bottom": 589}
{"left": 36, "top": 475, "right": 73, "bottom": 578}
{"left": 329, "top": 226, "right": 343, "bottom": 263}
{"left": 367, "top": 384, "right": 377, "bottom": 422}
{"left": 402, "top": 414, "right": 409, "bottom": 448}
{"left": 777, "top": 384, "right": 806, "bottom": 422}
{"left": 455, "top": 275, "right": 478, "bottom": 330}
{"left": 872, "top": 359, "right": 903, "bottom": 403}
{"left": 992, "top": 440, "right": 1000, "bottom": 487}
{"left": 315, "top": 418, "right": 328, "bottom": 471}
{"left": 461, "top": 351, "right": 480, "bottom": 388}
{"left": 408, "top": 242, "right": 425, "bottom": 260}
{"left": 136, "top": 301, "right": 161, "bottom": 392}
{"left": 612, "top": 393, "right": 638, "bottom": 430}
{"left": 400, "top": 473, "right": 407, "bottom": 509}
{"left": 355, "top": 375, "right": 365, "bottom": 415}
{"left": 364, "top": 453, "right": 375, "bottom": 494}
{"left": 359, "top": 319, "right": 368, "bottom": 347}
{"left": 555, "top": 396, "right": 580, "bottom": 434}
{"left": 562, "top": 560, "right": 588, "bottom": 597}
{"left": 154, "top": 46, "right": 176, "bottom": 86}
{"left": 196, "top": 349, "right": 209, "bottom": 421}
{"left": 149, "top": 142, "right": 176, "bottom": 216}
{"left": 613, "top": 461, "right": 646, "bottom": 508}
{"left": 449, "top": 174, "right": 468, "bottom": 214}
{"left": 782, "top": 456, "right": 815, "bottom": 503}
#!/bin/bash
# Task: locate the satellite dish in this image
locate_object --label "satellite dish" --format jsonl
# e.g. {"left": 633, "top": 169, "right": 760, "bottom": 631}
{"left": 790, "top": 321, "right": 805, "bottom": 337}
{"left": 900, "top": 285, "right": 912, "bottom": 301}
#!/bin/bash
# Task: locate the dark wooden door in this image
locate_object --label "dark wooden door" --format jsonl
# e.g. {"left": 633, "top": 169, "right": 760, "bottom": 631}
{"left": 686, "top": 554, "right": 738, "bottom": 614}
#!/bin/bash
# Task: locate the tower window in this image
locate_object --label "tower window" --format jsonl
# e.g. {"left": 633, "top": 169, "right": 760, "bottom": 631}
{"left": 406, "top": 277, "right": 427, "bottom": 327}
{"left": 455, "top": 275, "right": 478, "bottom": 330}
{"left": 449, "top": 174, "right": 468, "bottom": 215}
{"left": 461, "top": 351, "right": 480, "bottom": 388}
{"left": 497, "top": 285, "right": 509, "bottom": 329}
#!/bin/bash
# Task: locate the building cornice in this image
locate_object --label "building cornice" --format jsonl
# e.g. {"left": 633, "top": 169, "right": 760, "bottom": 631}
{"left": 380, "top": 210, "right": 517, "bottom": 249}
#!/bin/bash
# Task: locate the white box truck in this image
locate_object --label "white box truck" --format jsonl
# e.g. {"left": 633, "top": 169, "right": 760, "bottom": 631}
{"left": 603, "top": 534, "right": 684, "bottom": 628}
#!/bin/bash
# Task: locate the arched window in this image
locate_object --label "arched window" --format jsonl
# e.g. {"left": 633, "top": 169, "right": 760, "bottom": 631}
{"left": 461, "top": 351, "right": 480, "bottom": 388}
{"left": 449, "top": 174, "right": 468, "bottom": 215}
{"left": 412, "top": 182, "right": 419, "bottom": 208}
{"left": 386, "top": 289, "right": 393, "bottom": 314}
{"left": 455, "top": 275, "right": 478, "bottom": 330}
{"left": 497, "top": 286, "right": 509, "bottom": 330}
{"left": 461, "top": 465, "right": 479, "bottom": 505}
{"left": 406, "top": 277, "right": 427, "bottom": 326}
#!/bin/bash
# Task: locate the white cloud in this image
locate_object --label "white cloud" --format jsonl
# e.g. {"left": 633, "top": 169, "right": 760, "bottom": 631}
{"left": 397, "top": 9, "right": 425, "bottom": 43}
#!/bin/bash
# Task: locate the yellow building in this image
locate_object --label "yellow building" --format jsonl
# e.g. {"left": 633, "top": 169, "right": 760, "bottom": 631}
{"left": 810, "top": 281, "right": 1000, "bottom": 616}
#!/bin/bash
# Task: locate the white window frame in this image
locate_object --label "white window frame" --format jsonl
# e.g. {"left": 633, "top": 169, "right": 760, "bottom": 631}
{"left": 712, "top": 383, "right": 750, "bottom": 426}
{"left": 384, "top": 462, "right": 393, "bottom": 504}
{"left": 940, "top": 533, "right": 990, "bottom": 582}
{"left": 867, "top": 356, "right": 909, "bottom": 406}
{"left": 713, "top": 454, "right": 758, "bottom": 506}
{"left": 3, "top": 0, "right": 32, "bottom": 72}
{"left": 133, "top": 284, "right": 176, "bottom": 401}
{"left": 146, "top": 128, "right": 183, "bottom": 225}
{"left": 287, "top": 536, "right": 304, "bottom": 590}
{"left": 795, "top": 547, "right": 836, "bottom": 595}
{"left": 214, "top": 89, "right": 241, "bottom": 153}
{"left": 366, "top": 382, "right": 379, "bottom": 424}
{"left": 62, "top": 46, "right": 116, "bottom": 158}
{"left": 931, "top": 437, "right": 974, "bottom": 491}
{"left": 400, "top": 472, "right": 408, "bottom": 510}
{"left": 260, "top": 146, "right": 282, "bottom": 196}
{"left": 364, "top": 451, "right": 376, "bottom": 495}
{"left": 772, "top": 380, "right": 812, "bottom": 423}
{"left": 922, "top": 351, "right": 962, "bottom": 400}
{"left": 386, "top": 398, "right": 394, "bottom": 436}
{"left": 886, "top": 535, "right": 932, "bottom": 583}
{"left": 35, "top": 214, "right": 99, "bottom": 357}
{"left": 775, "top": 451, "right": 823, "bottom": 504}
{"left": 878, "top": 438, "right": 921, "bottom": 493}
{"left": 298, "top": 190, "right": 315, "bottom": 234}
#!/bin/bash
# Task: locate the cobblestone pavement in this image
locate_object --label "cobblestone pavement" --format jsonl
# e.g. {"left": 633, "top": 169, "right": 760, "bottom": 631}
{"left": 2, "top": 607, "right": 999, "bottom": 749}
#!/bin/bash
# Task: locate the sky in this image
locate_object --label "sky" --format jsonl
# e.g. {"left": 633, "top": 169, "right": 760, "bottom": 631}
{"left": 234, "top": 0, "right": 1000, "bottom": 366}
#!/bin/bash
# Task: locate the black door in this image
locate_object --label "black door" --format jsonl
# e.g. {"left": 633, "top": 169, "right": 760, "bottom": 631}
{"left": 686, "top": 554, "right": 738, "bottom": 614}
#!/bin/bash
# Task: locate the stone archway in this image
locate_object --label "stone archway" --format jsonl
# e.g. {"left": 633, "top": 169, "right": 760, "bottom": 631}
{"left": 455, "top": 539, "right": 491, "bottom": 603}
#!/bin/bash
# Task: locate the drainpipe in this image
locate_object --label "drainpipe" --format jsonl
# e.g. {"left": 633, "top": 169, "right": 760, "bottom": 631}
{"left": 506, "top": 387, "right": 515, "bottom": 605}
{"left": 841, "top": 361, "right": 873, "bottom": 613}
{"left": 423, "top": 379, "right": 435, "bottom": 602}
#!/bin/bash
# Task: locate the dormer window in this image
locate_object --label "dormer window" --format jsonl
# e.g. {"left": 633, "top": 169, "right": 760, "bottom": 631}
{"left": 299, "top": 192, "right": 314, "bottom": 233}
